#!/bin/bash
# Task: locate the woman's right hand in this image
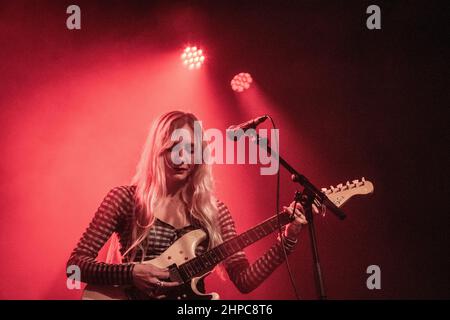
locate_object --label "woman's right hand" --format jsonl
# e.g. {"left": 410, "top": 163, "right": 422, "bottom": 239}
{"left": 132, "top": 263, "right": 181, "bottom": 296}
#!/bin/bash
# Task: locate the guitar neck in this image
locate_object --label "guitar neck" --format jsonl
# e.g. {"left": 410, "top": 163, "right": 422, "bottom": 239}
{"left": 177, "top": 211, "right": 293, "bottom": 281}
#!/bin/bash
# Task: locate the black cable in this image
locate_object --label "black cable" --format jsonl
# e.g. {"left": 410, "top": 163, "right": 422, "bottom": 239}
{"left": 267, "top": 115, "right": 301, "bottom": 300}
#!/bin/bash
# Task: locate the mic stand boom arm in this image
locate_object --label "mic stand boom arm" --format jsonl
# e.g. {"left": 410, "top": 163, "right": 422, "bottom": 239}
{"left": 254, "top": 133, "right": 346, "bottom": 220}
{"left": 251, "top": 133, "right": 346, "bottom": 300}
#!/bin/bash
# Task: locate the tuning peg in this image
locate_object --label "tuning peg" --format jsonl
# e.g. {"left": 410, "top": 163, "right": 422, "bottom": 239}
{"left": 321, "top": 188, "right": 327, "bottom": 192}
{"left": 352, "top": 179, "right": 359, "bottom": 184}
{"left": 337, "top": 183, "right": 343, "bottom": 189}
{"left": 362, "top": 177, "right": 366, "bottom": 182}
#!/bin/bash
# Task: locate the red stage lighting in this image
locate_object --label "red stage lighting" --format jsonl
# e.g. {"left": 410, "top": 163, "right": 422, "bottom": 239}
{"left": 231, "top": 72, "right": 253, "bottom": 92}
{"left": 181, "top": 46, "right": 205, "bottom": 70}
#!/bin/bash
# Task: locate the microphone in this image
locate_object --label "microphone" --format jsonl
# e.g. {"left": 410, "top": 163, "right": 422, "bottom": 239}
{"left": 226, "top": 115, "right": 269, "bottom": 140}
{"left": 227, "top": 115, "right": 268, "bottom": 132}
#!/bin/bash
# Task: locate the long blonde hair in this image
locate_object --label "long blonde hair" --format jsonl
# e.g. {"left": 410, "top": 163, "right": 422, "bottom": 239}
{"left": 123, "top": 111, "right": 222, "bottom": 261}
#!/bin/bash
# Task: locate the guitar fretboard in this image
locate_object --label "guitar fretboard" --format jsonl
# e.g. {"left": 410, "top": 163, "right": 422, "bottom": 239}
{"left": 177, "top": 211, "right": 293, "bottom": 281}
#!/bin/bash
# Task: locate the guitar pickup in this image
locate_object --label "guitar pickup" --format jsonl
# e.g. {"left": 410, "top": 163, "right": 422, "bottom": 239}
{"left": 168, "top": 263, "right": 187, "bottom": 283}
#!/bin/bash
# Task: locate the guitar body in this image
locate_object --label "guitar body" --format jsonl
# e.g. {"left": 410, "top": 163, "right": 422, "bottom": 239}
{"left": 82, "top": 229, "right": 219, "bottom": 300}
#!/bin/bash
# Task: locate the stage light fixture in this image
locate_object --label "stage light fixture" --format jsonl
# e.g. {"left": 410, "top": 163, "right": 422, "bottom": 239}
{"left": 231, "top": 72, "right": 253, "bottom": 92}
{"left": 181, "top": 46, "right": 205, "bottom": 70}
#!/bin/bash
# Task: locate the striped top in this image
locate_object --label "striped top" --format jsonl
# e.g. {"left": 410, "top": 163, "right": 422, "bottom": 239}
{"left": 67, "top": 185, "right": 298, "bottom": 294}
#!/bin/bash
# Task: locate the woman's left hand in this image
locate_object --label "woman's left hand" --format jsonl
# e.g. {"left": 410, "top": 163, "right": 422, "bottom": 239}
{"left": 283, "top": 201, "right": 309, "bottom": 239}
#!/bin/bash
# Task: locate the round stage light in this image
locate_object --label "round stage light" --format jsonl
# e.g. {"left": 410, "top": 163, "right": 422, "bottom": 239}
{"left": 181, "top": 46, "right": 205, "bottom": 70}
{"left": 231, "top": 72, "right": 253, "bottom": 92}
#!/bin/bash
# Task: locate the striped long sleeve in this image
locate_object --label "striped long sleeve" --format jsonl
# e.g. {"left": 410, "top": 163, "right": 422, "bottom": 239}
{"left": 66, "top": 186, "right": 136, "bottom": 285}
{"left": 217, "top": 201, "right": 298, "bottom": 294}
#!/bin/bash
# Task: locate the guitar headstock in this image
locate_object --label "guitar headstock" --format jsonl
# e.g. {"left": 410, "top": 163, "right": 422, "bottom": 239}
{"left": 314, "top": 177, "right": 374, "bottom": 215}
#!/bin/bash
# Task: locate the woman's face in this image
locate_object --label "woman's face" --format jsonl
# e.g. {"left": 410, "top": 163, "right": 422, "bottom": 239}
{"left": 163, "top": 123, "right": 197, "bottom": 183}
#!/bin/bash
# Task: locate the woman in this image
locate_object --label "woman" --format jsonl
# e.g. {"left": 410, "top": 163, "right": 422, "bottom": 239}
{"left": 67, "top": 110, "right": 307, "bottom": 298}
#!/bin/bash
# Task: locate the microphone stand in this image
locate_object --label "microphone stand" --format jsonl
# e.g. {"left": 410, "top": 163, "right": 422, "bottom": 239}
{"left": 251, "top": 133, "right": 346, "bottom": 300}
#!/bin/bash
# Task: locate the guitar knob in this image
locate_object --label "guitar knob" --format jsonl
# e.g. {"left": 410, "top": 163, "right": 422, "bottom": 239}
{"left": 182, "top": 294, "right": 187, "bottom": 298}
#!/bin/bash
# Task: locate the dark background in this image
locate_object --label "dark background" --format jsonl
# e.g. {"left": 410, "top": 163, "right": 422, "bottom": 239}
{"left": 0, "top": 0, "right": 448, "bottom": 299}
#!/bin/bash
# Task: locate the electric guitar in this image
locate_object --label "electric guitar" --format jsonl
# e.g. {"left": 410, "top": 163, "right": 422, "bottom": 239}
{"left": 82, "top": 178, "right": 374, "bottom": 300}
